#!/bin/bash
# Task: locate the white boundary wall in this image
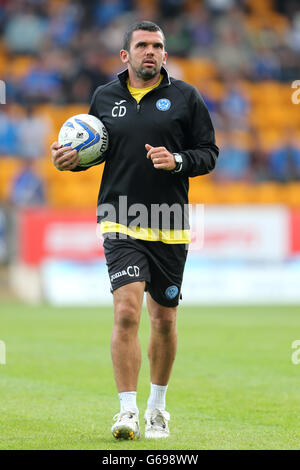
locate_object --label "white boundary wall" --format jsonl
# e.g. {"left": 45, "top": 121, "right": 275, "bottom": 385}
{"left": 12, "top": 205, "right": 300, "bottom": 305}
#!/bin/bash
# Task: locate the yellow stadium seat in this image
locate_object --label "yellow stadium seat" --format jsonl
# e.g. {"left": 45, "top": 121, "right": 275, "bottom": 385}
{"left": 171, "top": 58, "right": 217, "bottom": 84}
{"left": 247, "top": 0, "right": 274, "bottom": 14}
{"left": 283, "top": 184, "right": 300, "bottom": 207}
{"left": 220, "top": 183, "right": 251, "bottom": 204}
{"left": 255, "top": 183, "right": 284, "bottom": 203}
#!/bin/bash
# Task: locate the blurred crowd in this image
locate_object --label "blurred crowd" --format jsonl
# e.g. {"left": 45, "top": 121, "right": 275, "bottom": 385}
{"left": 1, "top": 0, "right": 300, "bottom": 103}
{"left": 0, "top": 0, "right": 300, "bottom": 205}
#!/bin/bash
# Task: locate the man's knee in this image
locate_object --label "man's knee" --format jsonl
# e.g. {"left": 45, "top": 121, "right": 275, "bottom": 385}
{"left": 113, "top": 283, "right": 144, "bottom": 331}
{"left": 114, "top": 301, "right": 140, "bottom": 330}
{"left": 150, "top": 308, "right": 177, "bottom": 335}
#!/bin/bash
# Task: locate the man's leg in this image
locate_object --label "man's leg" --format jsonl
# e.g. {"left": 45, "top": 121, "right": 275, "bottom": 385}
{"left": 111, "top": 281, "right": 145, "bottom": 392}
{"left": 146, "top": 292, "right": 178, "bottom": 386}
{"left": 110, "top": 281, "right": 145, "bottom": 440}
{"left": 144, "top": 292, "right": 177, "bottom": 438}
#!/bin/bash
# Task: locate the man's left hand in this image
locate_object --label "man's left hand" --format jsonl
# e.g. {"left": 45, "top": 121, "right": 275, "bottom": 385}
{"left": 145, "top": 144, "right": 176, "bottom": 171}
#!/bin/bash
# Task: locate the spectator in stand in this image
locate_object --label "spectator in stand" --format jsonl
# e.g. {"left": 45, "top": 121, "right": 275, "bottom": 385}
{"left": 47, "top": 0, "right": 81, "bottom": 47}
{"left": 269, "top": 128, "right": 300, "bottom": 182}
{"left": 162, "top": 17, "right": 192, "bottom": 57}
{"left": 101, "top": 16, "right": 135, "bottom": 54}
{"left": 220, "top": 79, "right": 250, "bottom": 129}
{"left": 9, "top": 159, "right": 46, "bottom": 207}
{"left": 212, "top": 6, "right": 252, "bottom": 76}
{"left": 252, "top": 45, "right": 281, "bottom": 81}
{"left": 158, "top": 0, "right": 185, "bottom": 18}
{"left": 93, "top": 0, "right": 133, "bottom": 28}
{"left": 248, "top": 131, "right": 271, "bottom": 182}
{"left": 205, "top": 0, "right": 236, "bottom": 15}
{"left": 277, "top": 46, "right": 300, "bottom": 82}
{"left": 213, "top": 130, "right": 251, "bottom": 182}
{"left": 69, "top": 50, "right": 111, "bottom": 102}
{"left": 3, "top": 2, "right": 48, "bottom": 54}
{"left": 188, "top": 4, "right": 215, "bottom": 56}
{"left": 0, "top": 106, "right": 20, "bottom": 156}
{"left": 17, "top": 105, "right": 50, "bottom": 160}
{"left": 289, "top": 9, "right": 300, "bottom": 40}
{"left": 19, "top": 56, "right": 62, "bottom": 104}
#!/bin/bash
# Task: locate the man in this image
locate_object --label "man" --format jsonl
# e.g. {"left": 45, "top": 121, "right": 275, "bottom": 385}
{"left": 51, "top": 21, "right": 219, "bottom": 440}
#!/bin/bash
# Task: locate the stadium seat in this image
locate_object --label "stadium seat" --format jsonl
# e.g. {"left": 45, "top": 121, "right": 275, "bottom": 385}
{"left": 283, "top": 184, "right": 300, "bottom": 207}
{"left": 255, "top": 183, "right": 284, "bottom": 203}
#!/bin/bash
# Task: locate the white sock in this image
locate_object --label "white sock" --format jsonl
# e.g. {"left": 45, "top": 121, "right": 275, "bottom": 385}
{"left": 147, "top": 383, "right": 168, "bottom": 411}
{"left": 118, "top": 391, "right": 139, "bottom": 415}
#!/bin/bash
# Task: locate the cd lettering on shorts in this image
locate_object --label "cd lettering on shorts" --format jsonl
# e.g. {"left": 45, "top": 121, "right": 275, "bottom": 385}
{"left": 111, "top": 265, "right": 140, "bottom": 282}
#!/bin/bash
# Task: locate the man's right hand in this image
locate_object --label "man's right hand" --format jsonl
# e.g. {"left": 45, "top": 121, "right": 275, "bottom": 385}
{"left": 51, "top": 142, "right": 81, "bottom": 171}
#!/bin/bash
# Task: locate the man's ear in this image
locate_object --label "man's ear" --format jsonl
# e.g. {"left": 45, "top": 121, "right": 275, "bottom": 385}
{"left": 162, "top": 51, "right": 167, "bottom": 66}
{"left": 120, "top": 49, "right": 129, "bottom": 64}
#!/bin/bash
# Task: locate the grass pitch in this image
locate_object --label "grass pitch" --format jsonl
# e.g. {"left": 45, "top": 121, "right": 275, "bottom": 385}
{"left": 0, "top": 302, "right": 299, "bottom": 450}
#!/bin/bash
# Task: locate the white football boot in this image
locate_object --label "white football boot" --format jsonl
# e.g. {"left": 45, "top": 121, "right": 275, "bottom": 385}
{"left": 111, "top": 410, "right": 140, "bottom": 440}
{"left": 144, "top": 408, "right": 170, "bottom": 438}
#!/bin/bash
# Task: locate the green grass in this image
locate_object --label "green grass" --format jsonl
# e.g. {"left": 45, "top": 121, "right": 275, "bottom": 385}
{"left": 0, "top": 302, "right": 300, "bottom": 450}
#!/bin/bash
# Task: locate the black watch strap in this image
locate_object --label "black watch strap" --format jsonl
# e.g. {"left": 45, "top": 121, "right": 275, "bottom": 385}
{"left": 172, "top": 153, "right": 183, "bottom": 173}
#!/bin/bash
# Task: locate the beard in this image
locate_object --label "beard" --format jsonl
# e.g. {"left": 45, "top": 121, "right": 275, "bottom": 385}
{"left": 134, "top": 63, "right": 159, "bottom": 81}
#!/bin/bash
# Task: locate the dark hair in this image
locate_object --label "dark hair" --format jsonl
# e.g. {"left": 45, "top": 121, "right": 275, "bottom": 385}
{"left": 122, "top": 21, "right": 166, "bottom": 51}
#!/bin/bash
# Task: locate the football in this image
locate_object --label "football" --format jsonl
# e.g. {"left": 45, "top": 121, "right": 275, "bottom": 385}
{"left": 58, "top": 114, "right": 109, "bottom": 167}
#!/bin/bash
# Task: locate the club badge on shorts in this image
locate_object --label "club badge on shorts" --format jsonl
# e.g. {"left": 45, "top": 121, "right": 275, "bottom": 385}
{"left": 156, "top": 98, "right": 171, "bottom": 111}
{"left": 165, "top": 285, "right": 179, "bottom": 299}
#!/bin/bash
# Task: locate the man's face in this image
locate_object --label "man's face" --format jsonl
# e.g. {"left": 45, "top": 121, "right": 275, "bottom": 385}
{"left": 120, "top": 30, "right": 167, "bottom": 81}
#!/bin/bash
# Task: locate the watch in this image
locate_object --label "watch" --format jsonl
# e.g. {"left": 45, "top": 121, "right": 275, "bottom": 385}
{"left": 172, "top": 153, "right": 183, "bottom": 173}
